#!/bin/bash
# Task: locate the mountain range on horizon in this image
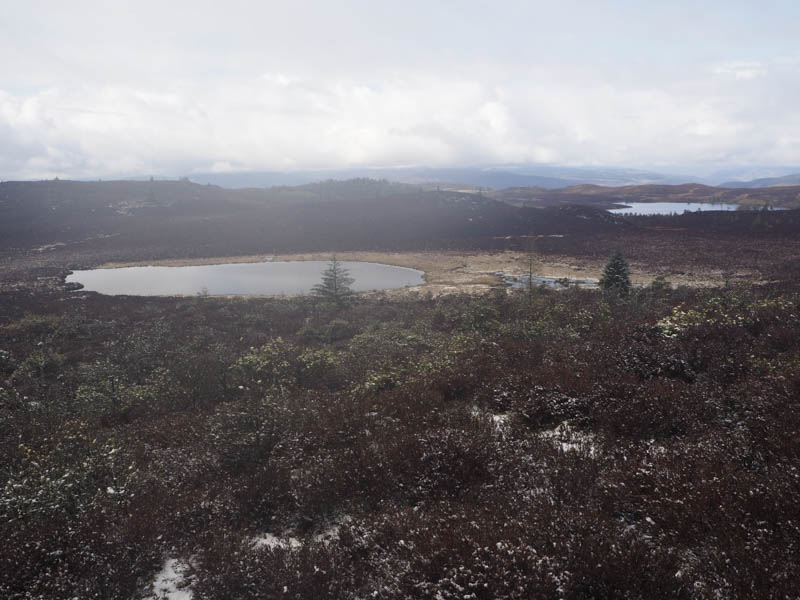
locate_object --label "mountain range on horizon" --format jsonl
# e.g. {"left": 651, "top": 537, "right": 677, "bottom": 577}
{"left": 720, "top": 173, "right": 800, "bottom": 188}
{"left": 8, "top": 164, "right": 800, "bottom": 191}
{"left": 178, "top": 165, "right": 800, "bottom": 191}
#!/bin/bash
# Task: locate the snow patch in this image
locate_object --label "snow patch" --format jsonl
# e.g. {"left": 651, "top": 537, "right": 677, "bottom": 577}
{"left": 252, "top": 516, "right": 352, "bottom": 550}
{"left": 147, "top": 557, "right": 196, "bottom": 600}
{"left": 314, "top": 516, "right": 351, "bottom": 543}
{"left": 252, "top": 533, "right": 302, "bottom": 550}
{"left": 492, "top": 413, "right": 510, "bottom": 426}
{"left": 541, "top": 421, "right": 596, "bottom": 455}
{"left": 471, "top": 405, "right": 509, "bottom": 432}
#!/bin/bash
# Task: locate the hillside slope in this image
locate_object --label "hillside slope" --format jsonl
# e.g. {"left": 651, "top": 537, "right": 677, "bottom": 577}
{"left": 0, "top": 179, "right": 629, "bottom": 264}
{"left": 721, "top": 173, "right": 800, "bottom": 188}
{"left": 492, "top": 182, "right": 800, "bottom": 209}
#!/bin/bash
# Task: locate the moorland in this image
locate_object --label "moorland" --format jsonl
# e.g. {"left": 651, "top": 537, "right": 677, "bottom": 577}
{"left": 1, "top": 177, "right": 800, "bottom": 598}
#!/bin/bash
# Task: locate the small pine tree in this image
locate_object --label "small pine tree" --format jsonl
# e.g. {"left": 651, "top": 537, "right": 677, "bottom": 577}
{"left": 599, "top": 250, "right": 632, "bottom": 295}
{"left": 312, "top": 255, "right": 355, "bottom": 305}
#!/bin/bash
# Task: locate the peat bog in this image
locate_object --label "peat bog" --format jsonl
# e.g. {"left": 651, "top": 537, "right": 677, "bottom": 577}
{"left": 2, "top": 178, "right": 800, "bottom": 598}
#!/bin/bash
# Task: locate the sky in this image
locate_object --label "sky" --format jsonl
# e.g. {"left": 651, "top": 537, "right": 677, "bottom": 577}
{"left": 1, "top": 0, "right": 799, "bottom": 180}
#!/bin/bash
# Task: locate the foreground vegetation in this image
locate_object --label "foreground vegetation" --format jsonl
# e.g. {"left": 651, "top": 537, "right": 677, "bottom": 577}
{"left": 2, "top": 276, "right": 799, "bottom": 598}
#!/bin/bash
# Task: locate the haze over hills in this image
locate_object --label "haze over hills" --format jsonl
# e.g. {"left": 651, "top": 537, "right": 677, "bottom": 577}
{"left": 10, "top": 164, "right": 800, "bottom": 191}
{"left": 79, "top": 164, "right": 800, "bottom": 191}
{"left": 720, "top": 173, "right": 800, "bottom": 189}
{"left": 179, "top": 165, "right": 696, "bottom": 190}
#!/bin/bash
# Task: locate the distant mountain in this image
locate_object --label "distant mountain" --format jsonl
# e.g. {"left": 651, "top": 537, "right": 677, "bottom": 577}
{"left": 703, "top": 165, "right": 800, "bottom": 186}
{"left": 720, "top": 173, "right": 800, "bottom": 188}
{"left": 485, "top": 165, "right": 696, "bottom": 187}
{"left": 184, "top": 165, "right": 693, "bottom": 190}
{"left": 184, "top": 168, "right": 578, "bottom": 190}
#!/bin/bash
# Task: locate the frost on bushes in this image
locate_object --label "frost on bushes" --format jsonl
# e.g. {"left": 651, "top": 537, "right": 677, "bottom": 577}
{"left": 347, "top": 326, "right": 476, "bottom": 393}
{"left": 295, "top": 348, "right": 340, "bottom": 388}
{"left": 232, "top": 338, "right": 297, "bottom": 391}
{"left": 656, "top": 292, "right": 799, "bottom": 338}
{"left": 11, "top": 348, "right": 65, "bottom": 383}
{"left": 0, "top": 348, "right": 16, "bottom": 375}
{"left": 1, "top": 434, "right": 137, "bottom": 522}
{"left": 511, "top": 385, "right": 590, "bottom": 430}
{"left": 361, "top": 367, "right": 401, "bottom": 393}
{"left": 297, "top": 318, "right": 355, "bottom": 344}
{"left": 3, "top": 282, "right": 800, "bottom": 599}
{"left": 345, "top": 325, "right": 432, "bottom": 368}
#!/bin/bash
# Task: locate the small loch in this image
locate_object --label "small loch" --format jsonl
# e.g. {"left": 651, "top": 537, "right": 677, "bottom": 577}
{"left": 66, "top": 261, "right": 425, "bottom": 296}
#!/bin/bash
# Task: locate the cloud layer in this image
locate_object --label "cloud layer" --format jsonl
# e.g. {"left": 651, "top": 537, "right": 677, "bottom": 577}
{"left": 2, "top": 1, "right": 799, "bottom": 179}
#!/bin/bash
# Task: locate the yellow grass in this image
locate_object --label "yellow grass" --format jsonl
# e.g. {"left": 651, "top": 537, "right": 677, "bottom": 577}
{"left": 95, "top": 249, "right": 728, "bottom": 296}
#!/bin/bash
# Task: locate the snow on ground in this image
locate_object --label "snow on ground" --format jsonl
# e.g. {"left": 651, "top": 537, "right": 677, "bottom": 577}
{"left": 313, "top": 516, "right": 351, "bottom": 543}
{"left": 252, "top": 515, "right": 352, "bottom": 550}
{"left": 475, "top": 404, "right": 596, "bottom": 455}
{"left": 144, "top": 519, "right": 352, "bottom": 600}
{"left": 252, "top": 532, "right": 303, "bottom": 550}
{"left": 471, "top": 405, "right": 510, "bottom": 432}
{"left": 147, "top": 557, "right": 196, "bottom": 600}
{"left": 541, "top": 421, "right": 596, "bottom": 455}
{"left": 491, "top": 413, "right": 510, "bottom": 427}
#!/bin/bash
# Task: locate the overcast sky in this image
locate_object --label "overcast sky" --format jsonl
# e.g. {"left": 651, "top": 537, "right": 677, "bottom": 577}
{"left": 2, "top": 0, "right": 799, "bottom": 180}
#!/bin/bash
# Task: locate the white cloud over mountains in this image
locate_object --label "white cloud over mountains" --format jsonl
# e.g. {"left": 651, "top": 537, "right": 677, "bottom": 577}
{"left": 1, "top": 1, "right": 799, "bottom": 179}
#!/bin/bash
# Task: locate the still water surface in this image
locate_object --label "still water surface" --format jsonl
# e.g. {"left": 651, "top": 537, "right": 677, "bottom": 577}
{"left": 66, "top": 261, "right": 425, "bottom": 296}
{"left": 608, "top": 202, "right": 741, "bottom": 215}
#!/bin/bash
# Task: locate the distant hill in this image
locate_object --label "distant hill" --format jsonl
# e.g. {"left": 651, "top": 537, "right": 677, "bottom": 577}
{"left": 0, "top": 178, "right": 630, "bottom": 263}
{"left": 184, "top": 165, "right": 692, "bottom": 190}
{"left": 492, "top": 182, "right": 800, "bottom": 209}
{"left": 187, "top": 168, "right": 574, "bottom": 190}
{"left": 720, "top": 173, "right": 800, "bottom": 188}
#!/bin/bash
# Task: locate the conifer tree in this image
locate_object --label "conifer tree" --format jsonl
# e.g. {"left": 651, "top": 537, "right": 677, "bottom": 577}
{"left": 599, "top": 250, "right": 632, "bottom": 295}
{"left": 312, "top": 255, "right": 355, "bottom": 305}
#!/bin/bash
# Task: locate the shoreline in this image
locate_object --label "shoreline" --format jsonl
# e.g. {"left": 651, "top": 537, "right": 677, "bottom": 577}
{"left": 87, "top": 250, "right": 726, "bottom": 295}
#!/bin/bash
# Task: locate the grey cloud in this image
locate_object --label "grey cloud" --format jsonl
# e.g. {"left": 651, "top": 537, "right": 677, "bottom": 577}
{"left": 1, "top": 2, "right": 799, "bottom": 179}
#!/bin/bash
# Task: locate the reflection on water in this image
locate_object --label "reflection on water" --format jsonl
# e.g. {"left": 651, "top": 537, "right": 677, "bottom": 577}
{"left": 608, "top": 202, "right": 742, "bottom": 215}
{"left": 66, "top": 261, "right": 425, "bottom": 296}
